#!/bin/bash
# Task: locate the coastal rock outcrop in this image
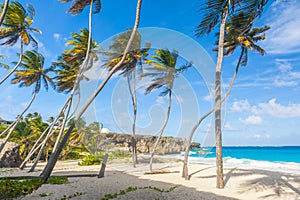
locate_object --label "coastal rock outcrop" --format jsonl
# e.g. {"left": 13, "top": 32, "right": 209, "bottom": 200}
{"left": 0, "top": 140, "right": 23, "bottom": 168}
{"left": 103, "top": 133, "right": 187, "bottom": 154}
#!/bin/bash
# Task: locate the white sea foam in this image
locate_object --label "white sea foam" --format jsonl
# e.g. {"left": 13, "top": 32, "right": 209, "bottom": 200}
{"left": 157, "top": 153, "right": 300, "bottom": 175}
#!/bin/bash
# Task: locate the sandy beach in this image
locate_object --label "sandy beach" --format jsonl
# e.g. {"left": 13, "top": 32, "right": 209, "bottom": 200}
{"left": 1, "top": 156, "right": 299, "bottom": 200}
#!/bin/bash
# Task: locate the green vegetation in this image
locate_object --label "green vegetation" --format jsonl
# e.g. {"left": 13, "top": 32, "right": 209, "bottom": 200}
{"left": 0, "top": 176, "right": 68, "bottom": 199}
{"left": 101, "top": 185, "right": 181, "bottom": 200}
{"left": 78, "top": 151, "right": 131, "bottom": 166}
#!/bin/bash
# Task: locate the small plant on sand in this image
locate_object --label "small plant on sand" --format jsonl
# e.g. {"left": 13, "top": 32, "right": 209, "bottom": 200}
{"left": 60, "top": 192, "right": 84, "bottom": 200}
{"left": 101, "top": 185, "right": 181, "bottom": 200}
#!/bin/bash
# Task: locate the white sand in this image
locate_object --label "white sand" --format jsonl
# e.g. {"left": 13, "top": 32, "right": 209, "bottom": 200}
{"left": 1, "top": 157, "right": 299, "bottom": 200}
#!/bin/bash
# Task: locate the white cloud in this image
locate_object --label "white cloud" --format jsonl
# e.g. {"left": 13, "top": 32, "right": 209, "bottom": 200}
{"left": 223, "top": 122, "right": 239, "bottom": 131}
{"left": 53, "top": 33, "right": 61, "bottom": 42}
{"left": 262, "top": 2, "right": 300, "bottom": 54}
{"left": 248, "top": 134, "right": 271, "bottom": 139}
{"left": 255, "top": 98, "right": 300, "bottom": 118}
{"left": 230, "top": 99, "right": 251, "bottom": 112}
{"left": 273, "top": 79, "right": 297, "bottom": 87}
{"left": 156, "top": 96, "right": 165, "bottom": 105}
{"left": 239, "top": 115, "right": 263, "bottom": 125}
{"left": 203, "top": 91, "right": 214, "bottom": 102}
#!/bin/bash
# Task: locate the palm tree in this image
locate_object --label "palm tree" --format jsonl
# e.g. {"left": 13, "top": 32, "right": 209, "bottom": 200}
{"left": 195, "top": 0, "right": 268, "bottom": 188}
{"left": 103, "top": 28, "right": 150, "bottom": 167}
{"left": 41, "top": 0, "right": 143, "bottom": 183}
{"left": 26, "top": 29, "right": 100, "bottom": 172}
{"left": 0, "top": 0, "right": 9, "bottom": 25}
{"left": 143, "top": 48, "right": 191, "bottom": 172}
{"left": 0, "top": 50, "right": 53, "bottom": 154}
{"left": 39, "top": 0, "right": 101, "bottom": 178}
{"left": 60, "top": 0, "right": 101, "bottom": 16}
{"left": 0, "top": 1, "right": 41, "bottom": 85}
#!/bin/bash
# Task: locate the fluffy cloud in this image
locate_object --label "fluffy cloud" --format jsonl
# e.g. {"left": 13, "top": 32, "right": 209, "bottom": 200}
{"left": 230, "top": 99, "right": 251, "bottom": 112}
{"left": 239, "top": 115, "right": 263, "bottom": 125}
{"left": 232, "top": 98, "right": 300, "bottom": 119}
{"left": 262, "top": 2, "right": 300, "bottom": 54}
{"left": 255, "top": 98, "right": 300, "bottom": 118}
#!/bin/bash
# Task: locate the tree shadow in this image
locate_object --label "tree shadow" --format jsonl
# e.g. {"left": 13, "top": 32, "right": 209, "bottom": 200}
{"left": 239, "top": 169, "right": 300, "bottom": 199}
{"left": 188, "top": 166, "right": 214, "bottom": 180}
{"left": 224, "top": 167, "right": 237, "bottom": 186}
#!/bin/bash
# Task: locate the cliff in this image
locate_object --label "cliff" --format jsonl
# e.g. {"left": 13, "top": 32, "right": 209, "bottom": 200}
{"left": 102, "top": 132, "right": 188, "bottom": 154}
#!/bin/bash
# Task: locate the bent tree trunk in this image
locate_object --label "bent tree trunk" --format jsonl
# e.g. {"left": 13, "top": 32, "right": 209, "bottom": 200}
{"left": 182, "top": 48, "right": 244, "bottom": 179}
{"left": 0, "top": 90, "right": 36, "bottom": 153}
{"left": 40, "top": 0, "right": 143, "bottom": 183}
{"left": 149, "top": 88, "right": 172, "bottom": 172}
{"left": 0, "top": 42, "right": 23, "bottom": 85}
{"left": 0, "top": 0, "right": 9, "bottom": 25}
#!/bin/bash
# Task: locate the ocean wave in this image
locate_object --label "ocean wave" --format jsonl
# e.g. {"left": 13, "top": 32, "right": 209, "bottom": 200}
{"left": 158, "top": 153, "right": 300, "bottom": 175}
{"left": 188, "top": 156, "right": 300, "bottom": 175}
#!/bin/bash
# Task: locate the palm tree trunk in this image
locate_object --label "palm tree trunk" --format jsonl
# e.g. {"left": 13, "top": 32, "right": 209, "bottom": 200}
{"left": 0, "top": 90, "right": 36, "bottom": 153}
{"left": 0, "top": 42, "right": 23, "bottom": 85}
{"left": 215, "top": 10, "right": 227, "bottom": 189}
{"left": 150, "top": 87, "right": 172, "bottom": 172}
{"left": 52, "top": 98, "right": 72, "bottom": 153}
{"left": 127, "top": 68, "right": 138, "bottom": 167}
{"left": 182, "top": 48, "right": 244, "bottom": 179}
{"left": 40, "top": 0, "right": 143, "bottom": 183}
{"left": 0, "top": 0, "right": 9, "bottom": 25}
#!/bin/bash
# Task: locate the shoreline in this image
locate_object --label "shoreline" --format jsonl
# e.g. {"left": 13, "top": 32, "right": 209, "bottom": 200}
{"left": 1, "top": 157, "right": 299, "bottom": 200}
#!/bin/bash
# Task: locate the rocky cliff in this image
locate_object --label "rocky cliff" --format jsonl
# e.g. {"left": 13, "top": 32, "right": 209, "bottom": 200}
{"left": 0, "top": 140, "right": 23, "bottom": 168}
{"left": 102, "top": 132, "right": 188, "bottom": 154}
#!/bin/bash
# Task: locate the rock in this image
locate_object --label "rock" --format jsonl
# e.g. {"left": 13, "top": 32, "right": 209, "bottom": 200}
{"left": 190, "top": 142, "right": 201, "bottom": 150}
{"left": 0, "top": 140, "right": 23, "bottom": 168}
{"left": 100, "top": 133, "right": 187, "bottom": 154}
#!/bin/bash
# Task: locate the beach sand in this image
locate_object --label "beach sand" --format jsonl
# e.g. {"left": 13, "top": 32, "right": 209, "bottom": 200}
{"left": 1, "top": 156, "right": 299, "bottom": 200}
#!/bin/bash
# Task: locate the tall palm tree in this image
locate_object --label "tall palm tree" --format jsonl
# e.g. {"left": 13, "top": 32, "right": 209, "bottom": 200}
{"left": 103, "top": 28, "right": 150, "bottom": 167}
{"left": 0, "top": 0, "right": 9, "bottom": 25}
{"left": 195, "top": 0, "right": 268, "bottom": 188}
{"left": 0, "top": 50, "right": 53, "bottom": 153}
{"left": 41, "top": 0, "right": 143, "bottom": 183}
{"left": 143, "top": 48, "right": 191, "bottom": 172}
{"left": 0, "top": 1, "right": 41, "bottom": 85}
{"left": 26, "top": 29, "right": 100, "bottom": 172}
{"left": 39, "top": 0, "right": 100, "bottom": 178}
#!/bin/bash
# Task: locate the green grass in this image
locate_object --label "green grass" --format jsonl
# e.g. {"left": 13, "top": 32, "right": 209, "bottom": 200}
{"left": 0, "top": 176, "right": 69, "bottom": 199}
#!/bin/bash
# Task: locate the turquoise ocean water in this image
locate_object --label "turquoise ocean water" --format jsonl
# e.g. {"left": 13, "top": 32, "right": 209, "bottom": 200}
{"left": 174, "top": 146, "right": 300, "bottom": 174}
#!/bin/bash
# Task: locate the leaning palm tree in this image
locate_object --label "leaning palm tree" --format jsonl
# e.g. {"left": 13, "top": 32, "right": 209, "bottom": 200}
{"left": 24, "top": 0, "right": 99, "bottom": 174}
{"left": 41, "top": 0, "right": 143, "bottom": 183}
{"left": 0, "top": 1, "right": 41, "bottom": 85}
{"left": 195, "top": 0, "right": 268, "bottom": 188}
{"left": 103, "top": 28, "right": 150, "bottom": 167}
{"left": 143, "top": 48, "right": 191, "bottom": 172}
{"left": 26, "top": 29, "right": 100, "bottom": 172}
{"left": 0, "top": 50, "right": 53, "bottom": 154}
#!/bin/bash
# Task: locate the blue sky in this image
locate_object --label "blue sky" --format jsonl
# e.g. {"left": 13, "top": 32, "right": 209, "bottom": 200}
{"left": 0, "top": 0, "right": 300, "bottom": 146}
